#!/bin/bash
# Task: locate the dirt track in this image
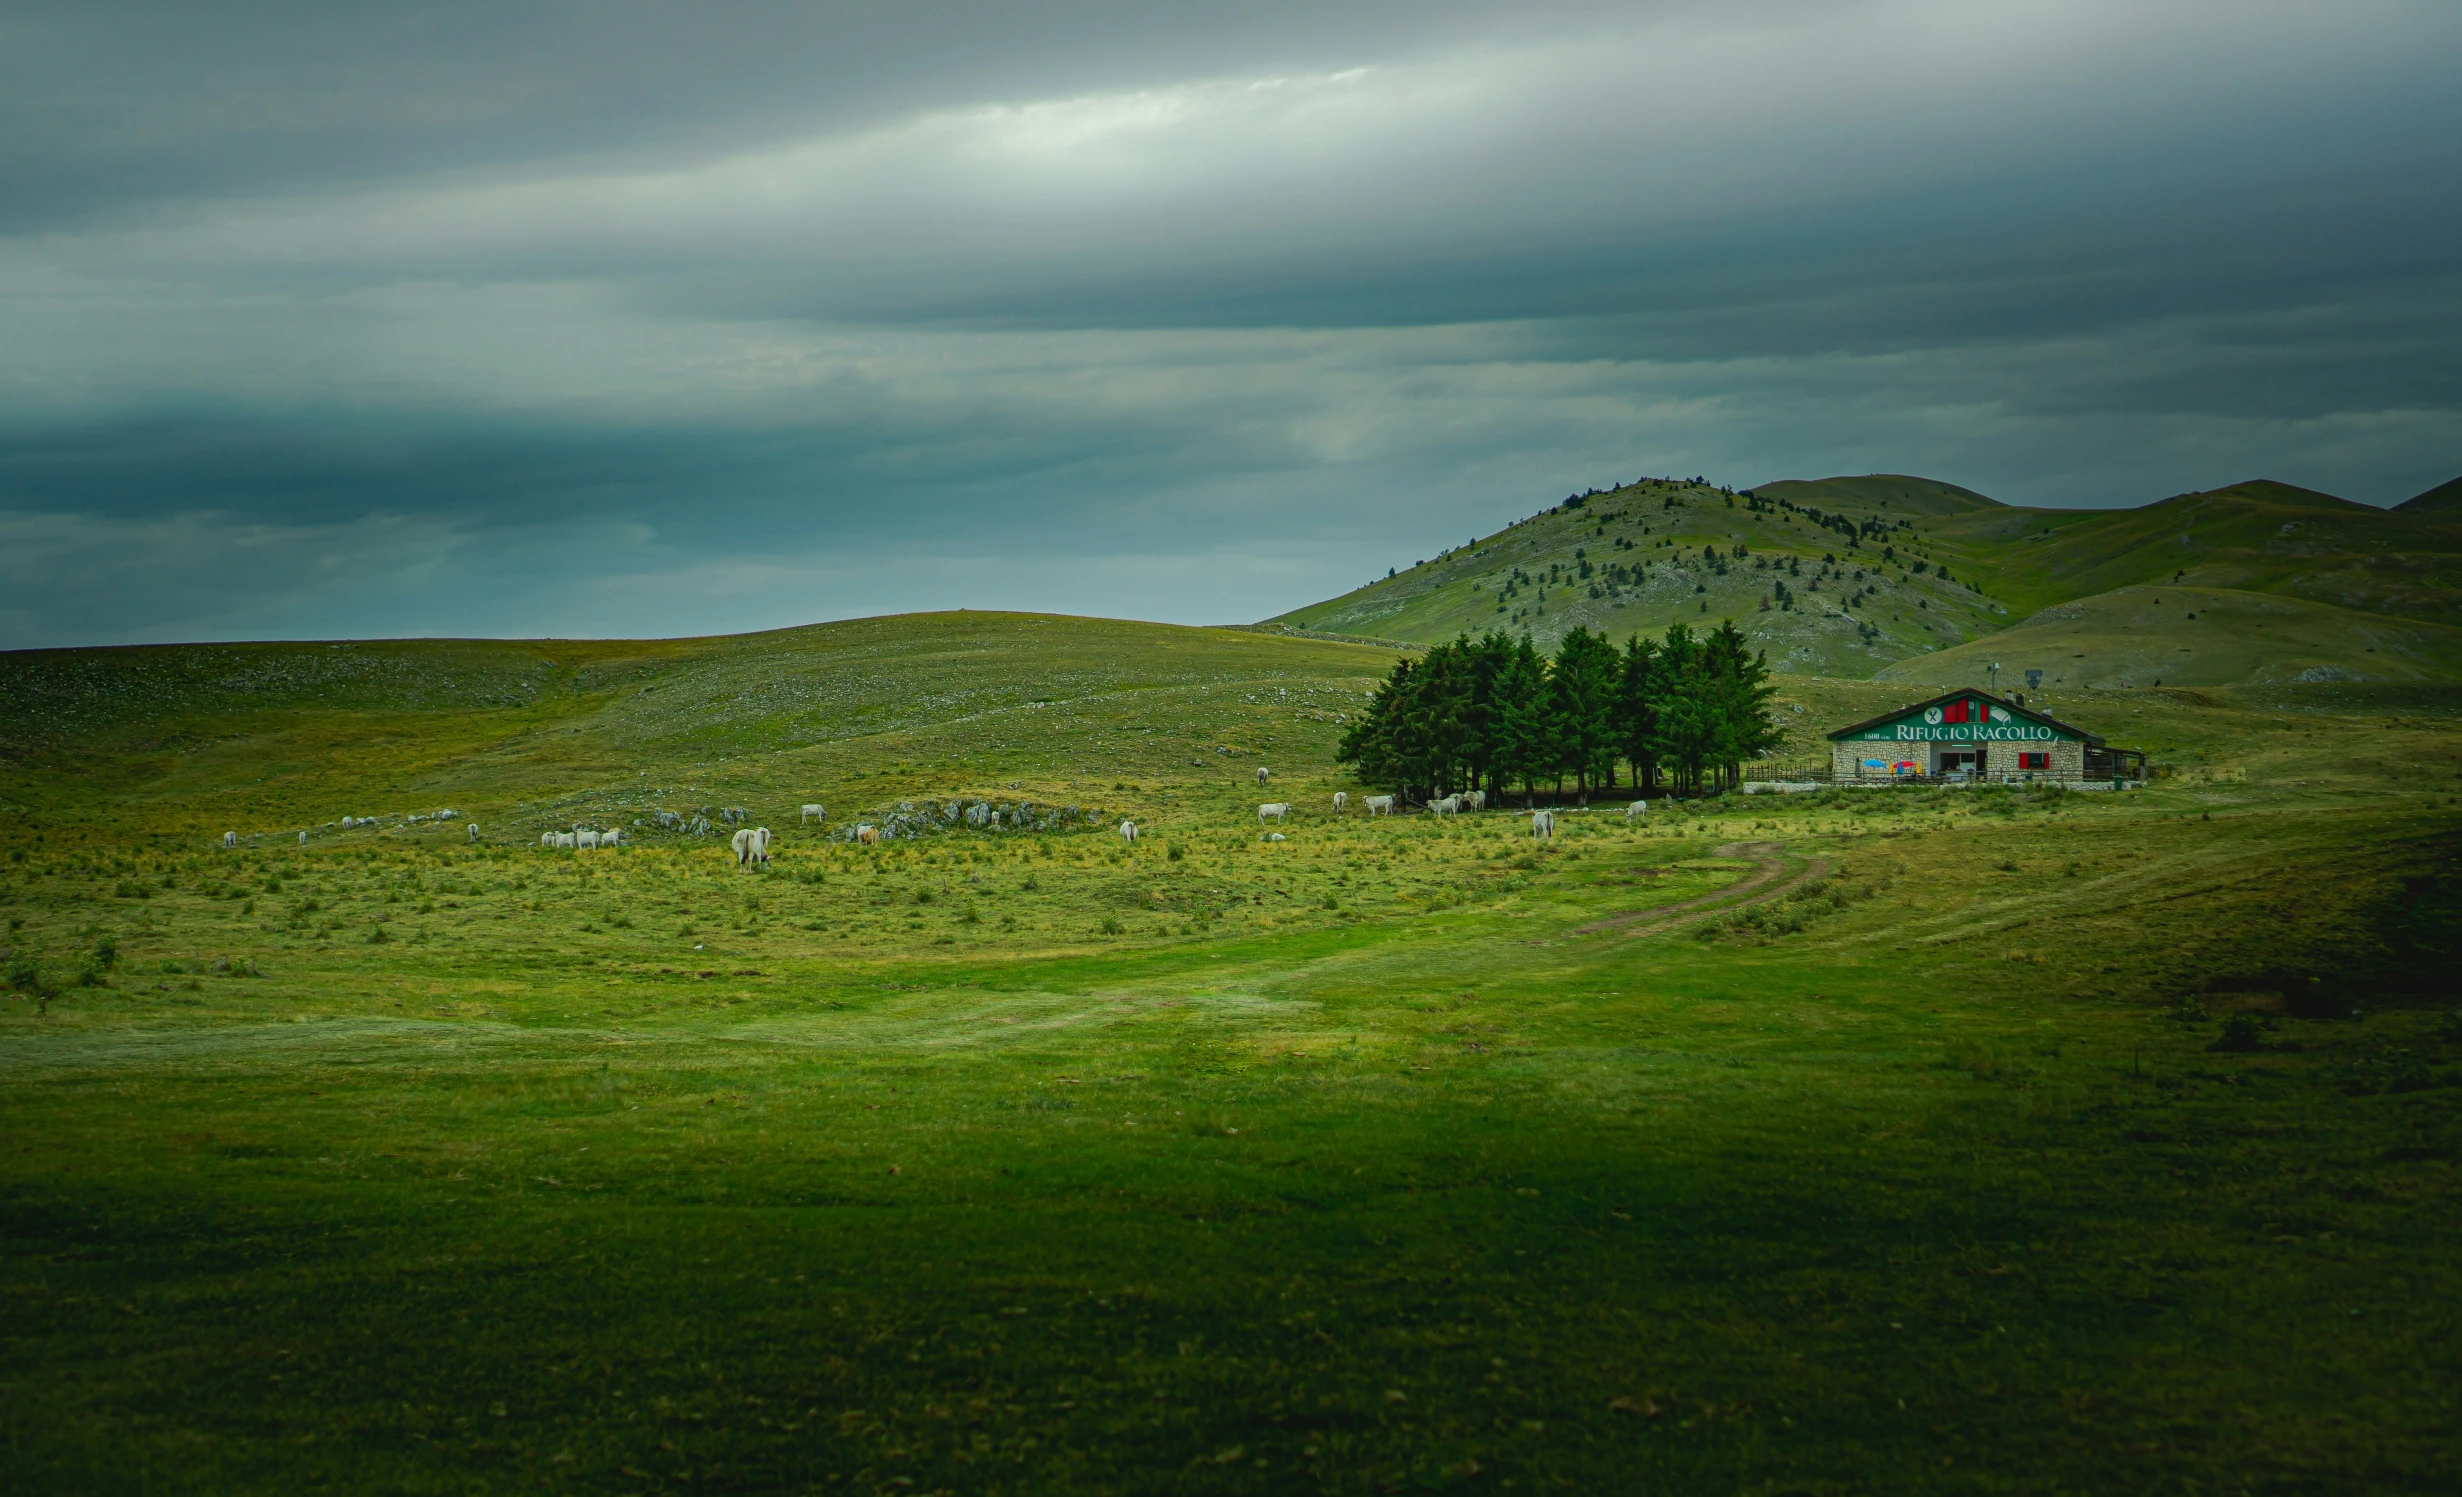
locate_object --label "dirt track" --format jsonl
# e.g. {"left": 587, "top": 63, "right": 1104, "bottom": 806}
{"left": 1578, "top": 840, "right": 1833, "bottom": 938}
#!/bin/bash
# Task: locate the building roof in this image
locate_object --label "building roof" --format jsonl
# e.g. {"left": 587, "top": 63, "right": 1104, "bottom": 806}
{"left": 1826, "top": 688, "right": 2105, "bottom": 747}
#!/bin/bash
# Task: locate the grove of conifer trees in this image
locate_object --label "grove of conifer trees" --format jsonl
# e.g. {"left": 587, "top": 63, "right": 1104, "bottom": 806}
{"left": 1335, "top": 621, "right": 1783, "bottom": 804}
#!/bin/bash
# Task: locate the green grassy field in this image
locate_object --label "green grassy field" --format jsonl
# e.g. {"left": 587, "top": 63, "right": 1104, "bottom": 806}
{"left": 4, "top": 612, "right": 2460, "bottom": 1494}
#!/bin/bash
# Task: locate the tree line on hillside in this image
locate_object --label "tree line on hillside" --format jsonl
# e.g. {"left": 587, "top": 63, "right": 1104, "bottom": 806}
{"left": 1336, "top": 621, "right": 1781, "bottom": 804}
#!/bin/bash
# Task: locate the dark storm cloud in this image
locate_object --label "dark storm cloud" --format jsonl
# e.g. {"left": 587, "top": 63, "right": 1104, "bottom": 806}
{"left": 0, "top": 0, "right": 1645, "bottom": 230}
{"left": 3, "top": 1, "right": 2458, "bottom": 647}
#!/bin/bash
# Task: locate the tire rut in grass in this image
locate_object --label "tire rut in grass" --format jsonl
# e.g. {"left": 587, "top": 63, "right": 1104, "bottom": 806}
{"left": 1578, "top": 840, "right": 1833, "bottom": 939}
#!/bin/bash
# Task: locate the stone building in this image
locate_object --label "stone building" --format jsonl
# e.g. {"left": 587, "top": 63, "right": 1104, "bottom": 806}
{"left": 1826, "top": 690, "right": 2144, "bottom": 784}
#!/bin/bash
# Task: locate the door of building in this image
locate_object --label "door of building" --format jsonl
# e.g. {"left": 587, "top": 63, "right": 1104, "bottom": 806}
{"left": 1937, "top": 748, "right": 1981, "bottom": 777}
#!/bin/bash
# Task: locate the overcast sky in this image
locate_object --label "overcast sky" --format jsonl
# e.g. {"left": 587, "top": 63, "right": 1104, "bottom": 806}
{"left": 4, "top": 1, "right": 2458, "bottom": 648}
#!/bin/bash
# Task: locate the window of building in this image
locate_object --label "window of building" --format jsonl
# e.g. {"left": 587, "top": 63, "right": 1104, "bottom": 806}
{"left": 2019, "top": 751, "right": 2050, "bottom": 770}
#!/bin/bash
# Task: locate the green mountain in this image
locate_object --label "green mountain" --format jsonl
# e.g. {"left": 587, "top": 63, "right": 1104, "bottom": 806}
{"left": 1269, "top": 476, "right": 2010, "bottom": 677}
{"left": 1271, "top": 474, "right": 2462, "bottom": 689}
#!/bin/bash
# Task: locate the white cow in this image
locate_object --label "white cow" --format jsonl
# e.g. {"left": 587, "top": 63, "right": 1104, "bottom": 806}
{"left": 800, "top": 803, "right": 826, "bottom": 824}
{"left": 732, "top": 826, "right": 771, "bottom": 867}
{"left": 298, "top": 830, "right": 308, "bottom": 846}
{"left": 555, "top": 832, "right": 578, "bottom": 850}
{"left": 1625, "top": 799, "right": 1649, "bottom": 822}
{"left": 855, "top": 825, "right": 880, "bottom": 846}
{"left": 1119, "top": 819, "right": 1138, "bottom": 843}
{"left": 597, "top": 827, "right": 619, "bottom": 847}
{"left": 1366, "top": 795, "right": 1396, "bottom": 816}
{"left": 577, "top": 830, "right": 601, "bottom": 850}
{"left": 1264, "top": 832, "right": 1287, "bottom": 842}
{"left": 1259, "top": 802, "right": 1290, "bottom": 822}
{"left": 222, "top": 831, "right": 238, "bottom": 849}
{"left": 1430, "top": 795, "right": 1461, "bottom": 817}
{"left": 540, "top": 832, "right": 558, "bottom": 848}
{"left": 1531, "top": 809, "right": 1555, "bottom": 840}
{"left": 468, "top": 823, "right": 482, "bottom": 843}
{"left": 1462, "top": 790, "right": 1487, "bottom": 812}
{"left": 1256, "top": 765, "right": 1271, "bottom": 784}
{"left": 1332, "top": 791, "right": 1348, "bottom": 813}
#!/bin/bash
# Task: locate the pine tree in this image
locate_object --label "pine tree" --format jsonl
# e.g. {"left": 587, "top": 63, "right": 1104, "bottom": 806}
{"left": 1702, "top": 619, "right": 1782, "bottom": 792}
{"left": 1648, "top": 623, "right": 1718, "bottom": 794}
{"left": 1336, "top": 657, "right": 1411, "bottom": 793}
{"left": 1617, "top": 633, "right": 1661, "bottom": 792}
{"left": 1494, "top": 633, "right": 1550, "bottom": 805}
{"left": 1549, "top": 627, "right": 1620, "bottom": 799}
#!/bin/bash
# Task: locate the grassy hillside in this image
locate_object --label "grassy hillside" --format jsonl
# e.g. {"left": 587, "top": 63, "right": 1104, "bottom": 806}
{"left": 0, "top": 613, "right": 1394, "bottom": 844}
{"left": 1875, "top": 584, "right": 2462, "bottom": 692}
{"left": 1274, "top": 474, "right": 2462, "bottom": 690}
{"left": 2400, "top": 473, "right": 2462, "bottom": 514}
{"left": 1916, "top": 480, "right": 2462, "bottom": 627}
{"left": 1270, "top": 477, "right": 2011, "bottom": 676}
{"left": 4, "top": 612, "right": 2460, "bottom": 1493}
{"left": 1749, "top": 472, "right": 2006, "bottom": 517}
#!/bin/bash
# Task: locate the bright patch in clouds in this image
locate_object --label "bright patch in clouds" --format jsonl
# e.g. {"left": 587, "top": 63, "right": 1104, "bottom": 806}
{"left": 0, "top": 0, "right": 2456, "bottom": 646}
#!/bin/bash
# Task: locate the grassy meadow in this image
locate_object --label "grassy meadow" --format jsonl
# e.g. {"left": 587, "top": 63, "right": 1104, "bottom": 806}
{"left": 3, "top": 612, "right": 2460, "bottom": 1494}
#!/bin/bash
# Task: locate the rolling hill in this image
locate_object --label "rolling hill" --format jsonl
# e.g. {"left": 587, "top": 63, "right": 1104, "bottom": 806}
{"left": 1269, "top": 476, "right": 2012, "bottom": 676}
{"left": 1272, "top": 472, "right": 2462, "bottom": 688}
{"left": 1749, "top": 473, "right": 2006, "bottom": 517}
{"left": 0, "top": 613, "right": 1392, "bottom": 840}
{"left": 1874, "top": 583, "right": 2462, "bottom": 693}
{"left": 1917, "top": 480, "right": 2462, "bottom": 626}
{"left": 2400, "top": 473, "right": 2462, "bottom": 514}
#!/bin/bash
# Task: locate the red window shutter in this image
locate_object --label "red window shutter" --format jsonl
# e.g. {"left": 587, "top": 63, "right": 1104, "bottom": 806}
{"left": 1944, "top": 700, "right": 1967, "bottom": 724}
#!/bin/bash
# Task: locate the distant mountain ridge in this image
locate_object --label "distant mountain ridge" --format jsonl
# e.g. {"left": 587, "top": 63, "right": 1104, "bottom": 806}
{"left": 1750, "top": 474, "right": 2005, "bottom": 517}
{"left": 1269, "top": 471, "right": 2462, "bottom": 688}
{"left": 2399, "top": 474, "right": 2462, "bottom": 514}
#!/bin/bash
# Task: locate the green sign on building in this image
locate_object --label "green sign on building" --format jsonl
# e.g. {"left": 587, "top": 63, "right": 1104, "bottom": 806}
{"left": 1823, "top": 691, "right": 2133, "bottom": 783}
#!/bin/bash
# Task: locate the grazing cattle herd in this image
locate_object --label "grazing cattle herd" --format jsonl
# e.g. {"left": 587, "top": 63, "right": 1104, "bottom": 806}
{"left": 224, "top": 777, "right": 1657, "bottom": 864}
